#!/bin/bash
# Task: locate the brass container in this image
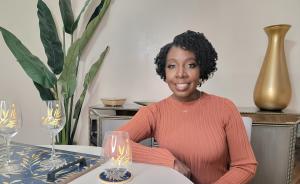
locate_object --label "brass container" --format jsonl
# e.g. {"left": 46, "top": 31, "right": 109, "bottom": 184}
{"left": 253, "top": 24, "right": 291, "bottom": 111}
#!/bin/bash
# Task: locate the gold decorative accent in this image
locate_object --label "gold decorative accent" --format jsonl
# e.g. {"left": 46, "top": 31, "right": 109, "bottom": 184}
{"left": 253, "top": 24, "right": 291, "bottom": 110}
{"left": 112, "top": 144, "right": 131, "bottom": 166}
{"left": 42, "top": 104, "right": 62, "bottom": 127}
{"left": 0, "top": 104, "right": 17, "bottom": 128}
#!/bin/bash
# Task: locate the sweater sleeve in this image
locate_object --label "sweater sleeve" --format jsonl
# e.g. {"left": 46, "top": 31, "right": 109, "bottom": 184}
{"left": 214, "top": 100, "right": 257, "bottom": 184}
{"left": 118, "top": 106, "right": 176, "bottom": 168}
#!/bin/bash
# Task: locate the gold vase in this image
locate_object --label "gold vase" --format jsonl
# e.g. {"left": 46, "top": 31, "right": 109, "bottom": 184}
{"left": 253, "top": 24, "right": 291, "bottom": 111}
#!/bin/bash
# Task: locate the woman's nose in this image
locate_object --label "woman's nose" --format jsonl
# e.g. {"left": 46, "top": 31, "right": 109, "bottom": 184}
{"left": 175, "top": 66, "right": 187, "bottom": 78}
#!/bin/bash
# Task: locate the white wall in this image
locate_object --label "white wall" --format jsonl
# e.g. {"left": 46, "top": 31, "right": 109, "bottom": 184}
{"left": 0, "top": 0, "right": 299, "bottom": 145}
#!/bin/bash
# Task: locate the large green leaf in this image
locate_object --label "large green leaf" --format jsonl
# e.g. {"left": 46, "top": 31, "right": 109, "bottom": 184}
{"left": 79, "top": 0, "right": 111, "bottom": 52}
{"left": 59, "top": 0, "right": 74, "bottom": 34}
{"left": 71, "top": 46, "right": 109, "bottom": 143}
{"left": 33, "top": 82, "right": 56, "bottom": 100}
{"left": 0, "top": 27, "right": 57, "bottom": 88}
{"left": 86, "top": 0, "right": 104, "bottom": 27}
{"left": 58, "top": 39, "right": 81, "bottom": 99}
{"left": 71, "top": 0, "right": 91, "bottom": 33}
{"left": 38, "top": 0, "right": 64, "bottom": 74}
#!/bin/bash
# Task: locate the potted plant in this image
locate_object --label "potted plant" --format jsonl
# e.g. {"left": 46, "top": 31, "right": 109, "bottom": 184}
{"left": 0, "top": 0, "right": 111, "bottom": 145}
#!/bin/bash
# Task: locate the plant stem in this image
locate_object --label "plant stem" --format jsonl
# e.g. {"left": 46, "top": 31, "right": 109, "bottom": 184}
{"left": 54, "top": 83, "right": 58, "bottom": 100}
{"left": 63, "top": 27, "right": 66, "bottom": 56}
{"left": 71, "top": 115, "right": 80, "bottom": 143}
{"left": 67, "top": 33, "right": 75, "bottom": 145}
{"left": 62, "top": 98, "right": 70, "bottom": 144}
{"left": 68, "top": 96, "right": 74, "bottom": 144}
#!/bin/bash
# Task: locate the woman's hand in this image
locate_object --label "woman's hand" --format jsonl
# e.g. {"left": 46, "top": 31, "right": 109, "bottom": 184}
{"left": 174, "top": 159, "right": 191, "bottom": 178}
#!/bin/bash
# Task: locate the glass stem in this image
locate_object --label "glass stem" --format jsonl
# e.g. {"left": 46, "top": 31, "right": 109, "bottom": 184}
{"left": 5, "top": 137, "right": 11, "bottom": 165}
{"left": 51, "top": 132, "right": 56, "bottom": 160}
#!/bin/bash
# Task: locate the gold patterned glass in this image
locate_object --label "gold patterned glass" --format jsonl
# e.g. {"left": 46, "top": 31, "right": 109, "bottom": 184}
{"left": 40, "top": 100, "right": 66, "bottom": 169}
{"left": 0, "top": 100, "right": 23, "bottom": 173}
{"left": 102, "top": 131, "right": 132, "bottom": 181}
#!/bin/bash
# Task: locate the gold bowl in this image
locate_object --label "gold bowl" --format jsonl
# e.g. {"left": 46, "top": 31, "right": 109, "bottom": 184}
{"left": 101, "top": 98, "right": 126, "bottom": 106}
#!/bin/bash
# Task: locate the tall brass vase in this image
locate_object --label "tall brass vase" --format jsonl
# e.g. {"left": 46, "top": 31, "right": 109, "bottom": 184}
{"left": 253, "top": 24, "right": 291, "bottom": 111}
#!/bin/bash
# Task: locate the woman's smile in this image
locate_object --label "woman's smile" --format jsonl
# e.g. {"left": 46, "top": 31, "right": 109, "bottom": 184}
{"left": 175, "top": 83, "right": 190, "bottom": 91}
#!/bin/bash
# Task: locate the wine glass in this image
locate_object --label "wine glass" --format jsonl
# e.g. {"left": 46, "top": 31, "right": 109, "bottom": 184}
{"left": 39, "top": 100, "right": 66, "bottom": 169}
{"left": 0, "top": 100, "right": 23, "bottom": 173}
{"left": 100, "top": 131, "right": 132, "bottom": 183}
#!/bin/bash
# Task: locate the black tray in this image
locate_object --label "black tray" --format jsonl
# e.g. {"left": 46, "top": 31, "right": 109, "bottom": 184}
{"left": 0, "top": 143, "right": 104, "bottom": 183}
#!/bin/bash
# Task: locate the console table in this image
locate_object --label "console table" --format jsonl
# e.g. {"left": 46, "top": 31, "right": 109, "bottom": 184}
{"left": 239, "top": 107, "right": 300, "bottom": 184}
{"left": 89, "top": 104, "right": 300, "bottom": 184}
{"left": 89, "top": 103, "right": 153, "bottom": 147}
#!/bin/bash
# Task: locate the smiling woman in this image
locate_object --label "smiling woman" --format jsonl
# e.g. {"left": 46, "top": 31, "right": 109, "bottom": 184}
{"left": 165, "top": 47, "right": 200, "bottom": 102}
{"left": 118, "top": 30, "right": 257, "bottom": 184}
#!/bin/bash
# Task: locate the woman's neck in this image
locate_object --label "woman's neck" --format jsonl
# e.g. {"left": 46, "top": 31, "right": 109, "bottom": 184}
{"left": 172, "top": 90, "right": 202, "bottom": 102}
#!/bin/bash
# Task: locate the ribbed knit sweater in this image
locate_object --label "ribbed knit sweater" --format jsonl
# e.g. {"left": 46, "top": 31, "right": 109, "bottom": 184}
{"left": 119, "top": 92, "right": 257, "bottom": 184}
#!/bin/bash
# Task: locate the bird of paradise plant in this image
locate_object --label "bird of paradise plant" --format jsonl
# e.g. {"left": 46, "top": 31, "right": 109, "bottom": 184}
{"left": 0, "top": 0, "right": 111, "bottom": 144}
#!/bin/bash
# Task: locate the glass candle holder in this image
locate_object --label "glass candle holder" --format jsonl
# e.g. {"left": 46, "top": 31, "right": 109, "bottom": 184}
{"left": 101, "top": 131, "right": 132, "bottom": 182}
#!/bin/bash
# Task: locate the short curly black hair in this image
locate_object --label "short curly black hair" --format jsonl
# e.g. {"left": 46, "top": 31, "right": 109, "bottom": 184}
{"left": 154, "top": 30, "right": 218, "bottom": 85}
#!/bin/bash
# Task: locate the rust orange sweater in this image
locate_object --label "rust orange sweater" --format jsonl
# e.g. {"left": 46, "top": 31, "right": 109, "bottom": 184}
{"left": 119, "top": 92, "right": 257, "bottom": 184}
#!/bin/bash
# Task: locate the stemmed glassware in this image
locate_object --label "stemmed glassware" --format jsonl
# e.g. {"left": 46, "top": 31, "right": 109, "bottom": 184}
{"left": 101, "top": 131, "right": 132, "bottom": 183}
{"left": 0, "top": 100, "right": 23, "bottom": 173}
{"left": 39, "top": 100, "right": 66, "bottom": 169}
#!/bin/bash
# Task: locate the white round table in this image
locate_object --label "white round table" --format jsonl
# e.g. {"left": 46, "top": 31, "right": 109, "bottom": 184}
{"left": 45, "top": 145, "right": 193, "bottom": 184}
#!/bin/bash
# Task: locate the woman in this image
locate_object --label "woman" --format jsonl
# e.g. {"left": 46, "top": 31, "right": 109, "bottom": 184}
{"left": 119, "top": 30, "right": 257, "bottom": 184}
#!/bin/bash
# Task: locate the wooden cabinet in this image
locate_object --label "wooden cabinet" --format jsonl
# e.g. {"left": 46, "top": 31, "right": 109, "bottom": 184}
{"left": 89, "top": 105, "right": 300, "bottom": 184}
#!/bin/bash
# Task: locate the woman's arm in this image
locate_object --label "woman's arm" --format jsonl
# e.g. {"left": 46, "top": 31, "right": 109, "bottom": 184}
{"left": 214, "top": 100, "right": 257, "bottom": 184}
{"left": 118, "top": 106, "right": 176, "bottom": 168}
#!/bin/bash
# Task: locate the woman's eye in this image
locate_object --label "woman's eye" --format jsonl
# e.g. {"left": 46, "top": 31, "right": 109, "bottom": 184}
{"left": 188, "top": 63, "right": 197, "bottom": 68}
{"left": 167, "top": 64, "right": 175, "bottom": 69}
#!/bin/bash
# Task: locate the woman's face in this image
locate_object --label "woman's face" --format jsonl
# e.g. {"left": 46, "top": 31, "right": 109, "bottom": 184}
{"left": 165, "top": 46, "right": 200, "bottom": 102}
